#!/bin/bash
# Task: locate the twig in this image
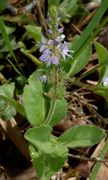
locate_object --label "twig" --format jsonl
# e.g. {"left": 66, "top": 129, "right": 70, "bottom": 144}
{"left": 68, "top": 153, "right": 108, "bottom": 168}
{"left": 88, "top": 139, "right": 105, "bottom": 169}
{"left": 36, "top": 0, "right": 47, "bottom": 33}
{"left": 77, "top": 10, "right": 96, "bottom": 30}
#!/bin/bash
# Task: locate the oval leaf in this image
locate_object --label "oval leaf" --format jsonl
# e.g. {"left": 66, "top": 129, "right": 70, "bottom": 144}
{"left": 25, "top": 125, "right": 67, "bottom": 156}
{"left": 0, "top": 83, "right": 17, "bottom": 120}
{"left": 58, "top": 125, "right": 106, "bottom": 148}
{"left": 25, "top": 25, "right": 41, "bottom": 42}
{"left": 23, "top": 71, "right": 45, "bottom": 125}
{"left": 25, "top": 125, "right": 68, "bottom": 179}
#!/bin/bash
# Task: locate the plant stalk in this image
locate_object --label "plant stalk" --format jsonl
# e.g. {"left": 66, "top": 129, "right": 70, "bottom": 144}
{"left": 45, "top": 66, "right": 58, "bottom": 125}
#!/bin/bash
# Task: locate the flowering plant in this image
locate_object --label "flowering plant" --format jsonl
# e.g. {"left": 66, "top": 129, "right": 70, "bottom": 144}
{"left": 22, "top": 6, "right": 106, "bottom": 179}
{"left": 0, "top": 2, "right": 108, "bottom": 179}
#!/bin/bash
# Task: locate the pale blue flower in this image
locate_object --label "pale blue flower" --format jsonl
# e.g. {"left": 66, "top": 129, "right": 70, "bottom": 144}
{"left": 39, "top": 36, "right": 47, "bottom": 52}
{"left": 39, "top": 27, "right": 73, "bottom": 66}
{"left": 40, "top": 75, "right": 47, "bottom": 82}
{"left": 55, "top": 34, "right": 65, "bottom": 43}
{"left": 39, "top": 49, "right": 51, "bottom": 62}
{"left": 102, "top": 77, "right": 108, "bottom": 86}
{"left": 40, "top": 44, "right": 46, "bottom": 52}
{"left": 61, "top": 41, "right": 72, "bottom": 60}
{"left": 41, "top": 35, "right": 46, "bottom": 44}
{"left": 48, "top": 39, "right": 54, "bottom": 46}
{"left": 58, "top": 28, "right": 64, "bottom": 33}
{"left": 50, "top": 55, "right": 59, "bottom": 65}
{"left": 48, "top": 29, "right": 53, "bottom": 34}
{"left": 46, "top": 55, "right": 59, "bottom": 67}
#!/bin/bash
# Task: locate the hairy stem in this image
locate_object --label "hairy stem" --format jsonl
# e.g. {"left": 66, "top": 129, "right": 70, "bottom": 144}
{"left": 45, "top": 66, "right": 58, "bottom": 124}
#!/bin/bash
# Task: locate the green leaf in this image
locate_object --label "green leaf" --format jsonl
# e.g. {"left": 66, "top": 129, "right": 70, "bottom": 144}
{"left": 25, "top": 25, "right": 41, "bottom": 42}
{"left": 95, "top": 42, "right": 108, "bottom": 84}
{"left": 15, "top": 75, "right": 27, "bottom": 95}
{"left": 0, "top": 83, "right": 14, "bottom": 99}
{"left": 0, "top": 83, "right": 16, "bottom": 120}
{"left": 25, "top": 125, "right": 105, "bottom": 179}
{"left": 0, "top": 26, "right": 15, "bottom": 35}
{"left": 0, "top": 99, "right": 6, "bottom": 111}
{"left": 49, "top": 99, "right": 67, "bottom": 127}
{"left": 25, "top": 125, "right": 67, "bottom": 179}
{"left": 58, "top": 125, "right": 106, "bottom": 148}
{"left": 0, "top": 0, "right": 8, "bottom": 13}
{"left": 48, "top": 0, "right": 60, "bottom": 7}
{"left": 69, "top": 44, "right": 92, "bottom": 77}
{"left": 0, "top": 19, "right": 17, "bottom": 63}
{"left": 59, "top": 0, "right": 78, "bottom": 23}
{"left": 23, "top": 70, "right": 45, "bottom": 125}
{"left": 0, "top": 95, "right": 25, "bottom": 117}
{"left": 68, "top": 0, "right": 108, "bottom": 77}
{"left": 1, "top": 105, "right": 16, "bottom": 120}
{"left": 71, "top": 0, "right": 108, "bottom": 57}
{"left": 0, "top": 83, "right": 25, "bottom": 118}
{"left": 1, "top": 38, "right": 18, "bottom": 52}
{"left": 31, "top": 148, "right": 67, "bottom": 180}
{"left": 92, "top": 85, "right": 108, "bottom": 112}
{"left": 25, "top": 125, "right": 53, "bottom": 153}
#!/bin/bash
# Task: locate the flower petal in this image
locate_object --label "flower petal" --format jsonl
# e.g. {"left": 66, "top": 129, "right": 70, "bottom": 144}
{"left": 41, "top": 35, "right": 46, "bottom": 44}
{"left": 40, "top": 75, "right": 47, "bottom": 82}
{"left": 39, "top": 49, "right": 51, "bottom": 62}
{"left": 102, "top": 77, "right": 108, "bottom": 86}
{"left": 51, "top": 55, "right": 59, "bottom": 65}
{"left": 40, "top": 44, "right": 46, "bottom": 52}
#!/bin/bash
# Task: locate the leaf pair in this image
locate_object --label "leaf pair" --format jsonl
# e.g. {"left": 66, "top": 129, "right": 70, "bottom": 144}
{"left": 25, "top": 124, "right": 106, "bottom": 179}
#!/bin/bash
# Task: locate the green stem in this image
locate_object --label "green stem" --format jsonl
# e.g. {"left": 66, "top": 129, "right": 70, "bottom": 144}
{"left": 45, "top": 66, "right": 58, "bottom": 125}
{"left": 20, "top": 48, "right": 41, "bottom": 65}
{"left": 45, "top": 98, "right": 56, "bottom": 125}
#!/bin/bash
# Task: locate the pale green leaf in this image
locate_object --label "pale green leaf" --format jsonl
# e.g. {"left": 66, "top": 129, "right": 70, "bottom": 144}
{"left": 0, "top": 26, "right": 16, "bottom": 35}
{"left": 25, "top": 125, "right": 67, "bottom": 179}
{"left": 23, "top": 71, "right": 45, "bottom": 125}
{"left": 25, "top": 25, "right": 41, "bottom": 42}
{"left": 59, "top": 0, "right": 78, "bottom": 23}
{"left": 48, "top": 0, "right": 60, "bottom": 7}
{"left": 0, "top": 83, "right": 16, "bottom": 120}
{"left": 0, "top": 19, "right": 17, "bottom": 63}
{"left": 58, "top": 125, "right": 106, "bottom": 147}
{"left": 0, "top": 95, "right": 25, "bottom": 117}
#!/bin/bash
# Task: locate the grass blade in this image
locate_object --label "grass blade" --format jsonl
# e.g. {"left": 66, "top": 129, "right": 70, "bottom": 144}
{"left": 0, "top": 18, "right": 17, "bottom": 62}
{"left": 90, "top": 138, "right": 108, "bottom": 180}
{"left": 72, "top": 0, "right": 108, "bottom": 56}
{"left": 68, "top": 11, "right": 108, "bottom": 76}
